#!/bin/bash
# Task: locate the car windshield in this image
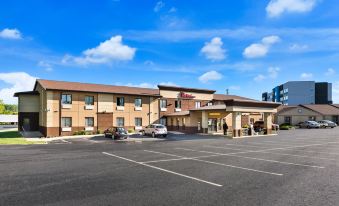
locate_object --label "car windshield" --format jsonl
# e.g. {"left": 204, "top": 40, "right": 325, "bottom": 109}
{"left": 308, "top": 121, "right": 317, "bottom": 124}
{"left": 117, "top": 128, "right": 126, "bottom": 133}
{"left": 156, "top": 125, "right": 165, "bottom": 128}
{"left": 324, "top": 120, "right": 333, "bottom": 123}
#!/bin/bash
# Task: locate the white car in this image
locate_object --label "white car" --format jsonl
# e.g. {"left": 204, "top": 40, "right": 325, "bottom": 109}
{"left": 141, "top": 124, "right": 168, "bottom": 138}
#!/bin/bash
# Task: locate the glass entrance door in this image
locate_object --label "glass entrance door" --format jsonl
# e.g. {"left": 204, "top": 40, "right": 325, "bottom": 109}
{"left": 208, "top": 118, "right": 217, "bottom": 133}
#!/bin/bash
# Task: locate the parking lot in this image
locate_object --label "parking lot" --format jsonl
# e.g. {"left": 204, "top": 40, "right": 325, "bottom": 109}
{"left": 1, "top": 128, "right": 339, "bottom": 206}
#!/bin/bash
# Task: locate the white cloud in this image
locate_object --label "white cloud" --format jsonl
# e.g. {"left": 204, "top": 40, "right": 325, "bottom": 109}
{"left": 168, "top": 7, "right": 177, "bottom": 13}
{"left": 123, "top": 81, "right": 178, "bottom": 89}
{"left": 62, "top": 35, "right": 136, "bottom": 65}
{"left": 158, "top": 82, "right": 179, "bottom": 87}
{"left": 243, "top": 35, "right": 280, "bottom": 58}
{"left": 154, "top": 1, "right": 165, "bottom": 12}
{"left": 198, "top": 70, "right": 223, "bottom": 83}
{"left": 254, "top": 74, "right": 266, "bottom": 82}
{"left": 38, "top": 61, "right": 53, "bottom": 72}
{"left": 200, "top": 37, "right": 226, "bottom": 61}
{"left": 325, "top": 68, "right": 335, "bottom": 76}
{"left": 0, "top": 28, "right": 22, "bottom": 39}
{"left": 254, "top": 67, "right": 280, "bottom": 82}
{"left": 0, "top": 72, "right": 37, "bottom": 104}
{"left": 333, "top": 81, "right": 339, "bottom": 103}
{"left": 268, "top": 66, "right": 280, "bottom": 78}
{"left": 289, "top": 43, "right": 309, "bottom": 52}
{"left": 228, "top": 86, "right": 241, "bottom": 91}
{"left": 300, "top": 72, "right": 313, "bottom": 79}
{"left": 266, "top": 0, "right": 318, "bottom": 18}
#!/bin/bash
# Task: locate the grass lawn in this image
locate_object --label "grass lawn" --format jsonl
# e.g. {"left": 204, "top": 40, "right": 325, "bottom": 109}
{"left": 0, "top": 131, "right": 45, "bottom": 145}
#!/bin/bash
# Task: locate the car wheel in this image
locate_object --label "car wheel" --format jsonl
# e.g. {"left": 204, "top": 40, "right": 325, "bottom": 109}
{"left": 152, "top": 132, "right": 155, "bottom": 138}
{"left": 142, "top": 131, "right": 146, "bottom": 136}
{"left": 163, "top": 134, "right": 167, "bottom": 138}
{"left": 307, "top": 126, "right": 310, "bottom": 129}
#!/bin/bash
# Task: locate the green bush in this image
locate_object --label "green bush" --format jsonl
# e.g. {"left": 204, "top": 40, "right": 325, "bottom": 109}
{"left": 73, "top": 131, "right": 80, "bottom": 135}
{"left": 280, "top": 125, "right": 294, "bottom": 130}
{"left": 242, "top": 124, "right": 250, "bottom": 128}
{"left": 280, "top": 123, "right": 292, "bottom": 127}
{"left": 128, "top": 129, "right": 134, "bottom": 133}
{"left": 96, "top": 129, "right": 102, "bottom": 134}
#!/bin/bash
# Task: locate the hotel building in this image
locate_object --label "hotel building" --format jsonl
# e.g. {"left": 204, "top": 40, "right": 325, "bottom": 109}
{"left": 15, "top": 79, "right": 280, "bottom": 137}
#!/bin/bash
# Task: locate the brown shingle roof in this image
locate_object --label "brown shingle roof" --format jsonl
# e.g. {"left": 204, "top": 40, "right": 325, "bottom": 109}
{"left": 300, "top": 104, "right": 339, "bottom": 116}
{"left": 332, "top": 104, "right": 339, "bottom": 108}
{"left": 213, "top": 94, "right": 255, "bottom": 101}
{"left": 277, "top": 105, "right": 297, "bottom": 113}
{"left": 35, "top": 79, "right": 160, "bottom": 97}
{"left": 158, "top": 85, "right": 215, "bottom": 94}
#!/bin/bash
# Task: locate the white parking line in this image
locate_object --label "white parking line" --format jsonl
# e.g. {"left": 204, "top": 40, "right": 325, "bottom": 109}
{"left": 277, "top": 148, "right": 339, "bottom": 155}
{"left": 204, "top": 145, "right": 336, "bottom": 160}
{"left": 175, "top": 148, "right": 324, "bottom": 169}
{"left": 61, "top": 139, "right": 71, "bottom": 143}
{"left": 102, "top": 152, "right": 222, "bottom": 187}
{"left": 143, "top": 150, "right": 283, "bottom": 176}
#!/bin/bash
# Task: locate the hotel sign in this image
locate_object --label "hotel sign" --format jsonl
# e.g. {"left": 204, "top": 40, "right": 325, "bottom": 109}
{"left": 178, "top": 91, "right": 195, "bottom": 99}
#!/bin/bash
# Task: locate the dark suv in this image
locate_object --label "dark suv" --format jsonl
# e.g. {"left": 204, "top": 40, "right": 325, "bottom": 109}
{"left": 104, "top": 127, "right": 128, "bottom": 140}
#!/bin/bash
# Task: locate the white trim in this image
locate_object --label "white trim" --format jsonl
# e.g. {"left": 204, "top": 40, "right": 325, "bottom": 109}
{"left": 134, "top": 107, "right": 142, "bottom": 111}
{"left": 160, "top": 107, "right": 167, "bottom": 112}
{"left": 62, "top": 127, "right": 72, "bottom": 132}
{"left": 62, "top": 104, "right": 72, "bottom": 109}
{"left": 85, "top": 105, "right": 94, "bottom": 110}
{"left": 175, "top": 108, "right": 181, "bottom": 112}
{"left": 85, "top": 127, "right": 94, "bottom": 131}
{"left": 117, "top": 106, "right": 124, "bottom": 111}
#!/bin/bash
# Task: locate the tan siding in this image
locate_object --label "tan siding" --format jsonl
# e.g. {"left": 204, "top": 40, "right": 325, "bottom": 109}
{"left": 18, "top": 95, "right": 40, "bottom": 113}
{"left": 98, "top": 94, "right": 113, "bottom": 113}
{"left": 160, "top": 90, "right": 213, "bottom": 100}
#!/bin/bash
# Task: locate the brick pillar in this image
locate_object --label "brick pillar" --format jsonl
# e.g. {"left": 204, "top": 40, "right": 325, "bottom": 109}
{"left": 264, "top": 113, "right": 272, "bottom": 134}
{"left": 202, "top": 111, "right": 208, "bottom": 133}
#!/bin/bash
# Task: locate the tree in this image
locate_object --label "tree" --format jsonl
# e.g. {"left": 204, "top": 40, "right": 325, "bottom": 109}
{"left": 0, "top": 99, "right": 5, "bottom": 114}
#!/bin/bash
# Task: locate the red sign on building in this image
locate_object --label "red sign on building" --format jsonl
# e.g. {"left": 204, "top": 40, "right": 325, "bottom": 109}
{"left": 178, "top": 91, "right": 195, "bottom": 99}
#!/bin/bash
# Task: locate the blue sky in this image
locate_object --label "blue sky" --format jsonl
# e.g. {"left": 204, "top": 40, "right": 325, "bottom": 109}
{"left": 0, "top": 0, "right": 339, "bottom": 104}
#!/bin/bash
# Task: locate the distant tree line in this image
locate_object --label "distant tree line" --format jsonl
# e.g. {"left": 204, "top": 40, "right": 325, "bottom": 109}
{"left": 0, "top": 99, "right": 18, "bottom": 115}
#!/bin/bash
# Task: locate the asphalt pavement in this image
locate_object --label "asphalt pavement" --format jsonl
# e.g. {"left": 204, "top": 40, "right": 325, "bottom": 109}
{"left": 1, "top": 128, "right": 339, "bottom": 206}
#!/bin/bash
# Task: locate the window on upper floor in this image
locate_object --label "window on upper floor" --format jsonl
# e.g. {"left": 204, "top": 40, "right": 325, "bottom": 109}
{"left": 195, "top": 101, "right": 201, "bottom": 108}
{"left": 207, "top": 102, "right": 213, "bottom": 106}
{"left": 175, "top": 100, "right": 181, "bottom": 108}
{"left": 85, "top": 96, "right": 94, "bottom": 105}
{"left": 135, "top": 98, "right": 142, "bottom": 107}
{"left": 117, "top": 97, "right": 124, "bottom": 106}
{"left": 160, "top": 99, "right": 167, "bottom": 108}
{"left": 61, "top": 94, "right": 72, "bottom": 104}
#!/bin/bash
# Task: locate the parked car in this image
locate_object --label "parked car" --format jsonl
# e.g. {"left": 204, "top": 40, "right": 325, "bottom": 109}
{"left": 104, "top": 127, "right": 128, "bottom": 140}
{"left": 140, "top": 124, "right": 167, "bottom": 138}
{"left": 296, "top": 122, "right": 304, "bottom": 127}
{"left": 318, "top": 120, "right": 337, "bottom": 128}
{"left": 253, "top": 121, "right": 279, "bottom": 131}
{"left": 299, "top": 121, "right": 321, "bottom": 129}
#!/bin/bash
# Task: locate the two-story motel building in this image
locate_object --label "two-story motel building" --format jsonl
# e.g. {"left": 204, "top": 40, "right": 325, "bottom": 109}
{"left": 14, "top": 79, "right": 280, "bottom": 137}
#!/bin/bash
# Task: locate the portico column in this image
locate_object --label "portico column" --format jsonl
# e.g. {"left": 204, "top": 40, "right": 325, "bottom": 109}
{"left": 201, "top": 111, "right": 208, "bottom": 133}
{"left": 232, "top": 112, "right": 242, "bottom": 137}
{"left": 264, "top": 113, "right": 272, "bottom": 134}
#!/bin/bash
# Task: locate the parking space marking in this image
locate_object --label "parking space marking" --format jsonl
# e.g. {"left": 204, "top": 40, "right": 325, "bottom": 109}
{"left": 143, "top": 150, "right": 283, "bottom": 176}
{"left": 176, "top": 148, "right": 325, "bottom": 169}
{"left": 61, "top": 139, "right": 71, "bottom": 144}
{"left": 277, "top": 148, "right": 339, "bottom": 155}
{"left": 204, "top": 145, "right": 336, "bottom": 160}
{"left": 245, "top": 142, "right": 303, "bottom": 147}
{"left": 102, "top": 152, "right": 222, "bottom": 187}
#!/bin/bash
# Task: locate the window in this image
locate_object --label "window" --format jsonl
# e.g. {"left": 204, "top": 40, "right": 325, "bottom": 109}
{"left": 135, "top": 98, "right": 142, "bottom": 107}
{"left": 207, "top": 102, "right": 213, "bottom": 106}
{"left": 160, "top": 99, "right": 167, "bottom": 108}
{"left": 61, "top": 94, "right": 72, "bottom": 104}
{"left": 85, "top": 96, "right": 94, "bottom": 105}
{"left": 284, "top": 116, "right": 291, "bottom": 124}
{"left": 159, "top": 117, "right": 167, "bottom": 126}
{"left": 309, "top": 116, "right": 316, "bottom": 121}
{"left": 117, "top": 97, "right": 124, "bottom": 106}
{"left": 116, "top": 117, "right": 124, "bottom": 126}
{"left": 61, "top": 117, "right": 72, "bottom": 127}
{"left": 85, "top": 117, "right": 94, "bottom": 127}
{"left": 195, "top": 101, "right": 201, "bottom": 108}
{"left": 175, "top": 100, "right": 181, "bottom": 108}
{"left": 135, "top": 118, "right": 142, "bottom": 127}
